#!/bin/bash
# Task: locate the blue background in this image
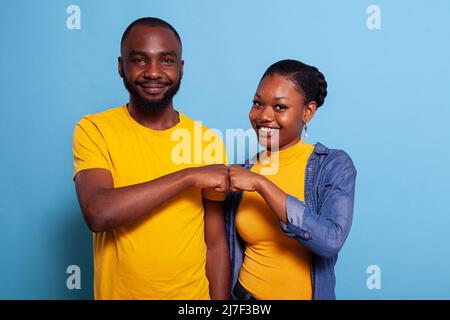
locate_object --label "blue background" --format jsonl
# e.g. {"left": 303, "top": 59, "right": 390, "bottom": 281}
{"left": 1, "top": 0, "right": 449, "bottom": 299}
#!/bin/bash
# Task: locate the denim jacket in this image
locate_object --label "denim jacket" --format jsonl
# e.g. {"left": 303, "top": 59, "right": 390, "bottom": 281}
{"left": 225, "top": 142, "right": 357, "bottom": 300}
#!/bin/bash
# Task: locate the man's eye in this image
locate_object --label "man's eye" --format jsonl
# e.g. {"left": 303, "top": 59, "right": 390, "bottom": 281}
{"left": 133, "top": 58, "right": 145, "bottom": 64}
{"left": 161, "top": 59, "right": 175, "bottom": 64}
{"left": 274, "top": 104, "right": 287, "bottom": 111}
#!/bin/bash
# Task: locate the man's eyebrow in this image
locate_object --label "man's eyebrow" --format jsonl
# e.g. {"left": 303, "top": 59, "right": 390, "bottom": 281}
{"left": 159, "top": 51, "right": 178, "bottom": 57}
{"left": 128, "top": 50, "right": 147, "bottom": 56}
{"left": 128, "top": 50, "right": 179, "bottom": 58}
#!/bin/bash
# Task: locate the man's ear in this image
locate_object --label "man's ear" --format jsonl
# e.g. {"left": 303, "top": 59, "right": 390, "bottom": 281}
{"left": 118, "top": 57, "right": 124, "bottom": 78}
{"left": 303, "top": 101, "right": 317, "bottom": 123}
{"left": 179, "top": 59, "right": 184, "bottom": 80}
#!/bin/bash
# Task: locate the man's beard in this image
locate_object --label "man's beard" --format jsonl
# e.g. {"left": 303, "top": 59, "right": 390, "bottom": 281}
{"left": 123, "top": 77, "right": 181, "bottom": 112}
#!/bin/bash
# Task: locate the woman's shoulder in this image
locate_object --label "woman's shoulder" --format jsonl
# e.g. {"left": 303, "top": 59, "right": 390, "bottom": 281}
{"left": 312, "top": 142, "right": 356, "bottom": 173}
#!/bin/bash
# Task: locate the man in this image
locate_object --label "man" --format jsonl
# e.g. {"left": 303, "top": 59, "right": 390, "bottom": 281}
{"left": 72, "top": 17, "right": 230, "bottom": 299}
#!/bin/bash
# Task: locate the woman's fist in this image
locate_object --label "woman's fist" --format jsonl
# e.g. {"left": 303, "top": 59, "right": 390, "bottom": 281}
{"left": 228, "top": 165, "right": 263, "bottom": 192}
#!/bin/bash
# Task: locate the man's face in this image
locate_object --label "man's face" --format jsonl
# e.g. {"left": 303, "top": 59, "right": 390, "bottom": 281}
{"left": 119, "top": 25, "right": 183, "bottom": 112}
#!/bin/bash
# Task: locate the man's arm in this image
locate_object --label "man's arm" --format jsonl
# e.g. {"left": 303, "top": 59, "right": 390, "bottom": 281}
{"left": 74, "top": 164, "right": 228, "bottom": 232}
{"left": 203, "top": 198, "right": 231, "bottom": 300}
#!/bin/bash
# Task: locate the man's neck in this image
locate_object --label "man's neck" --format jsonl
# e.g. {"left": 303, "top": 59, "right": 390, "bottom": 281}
{"left": 127, "top": 101, "right": 180, "bottom": 131}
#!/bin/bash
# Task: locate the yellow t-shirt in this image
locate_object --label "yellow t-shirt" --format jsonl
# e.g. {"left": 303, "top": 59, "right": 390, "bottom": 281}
{"left": 236, "top": 140, "right": 315, "bottom": 300}
{"left": 72, "top": 105, "right": 227, "bottom": 299}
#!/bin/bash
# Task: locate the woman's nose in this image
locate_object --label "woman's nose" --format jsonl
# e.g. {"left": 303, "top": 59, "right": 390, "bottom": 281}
{"left": 259, "top": 105, "right": 274, "bottom": 121}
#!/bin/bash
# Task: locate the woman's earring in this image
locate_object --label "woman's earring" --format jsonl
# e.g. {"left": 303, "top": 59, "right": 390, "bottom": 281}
{"left": 303, "top": 122, "right": 309, "bottom": 138}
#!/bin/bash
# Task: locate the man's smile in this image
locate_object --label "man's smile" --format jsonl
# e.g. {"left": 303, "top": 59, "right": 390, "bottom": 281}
{"left": 138, "top": 82, "right": 167, "bottom": 95}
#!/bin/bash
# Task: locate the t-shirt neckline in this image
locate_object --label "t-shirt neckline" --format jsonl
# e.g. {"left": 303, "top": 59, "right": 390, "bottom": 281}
{"left": 122, "top": 104, "right": 184, "bottom": 136}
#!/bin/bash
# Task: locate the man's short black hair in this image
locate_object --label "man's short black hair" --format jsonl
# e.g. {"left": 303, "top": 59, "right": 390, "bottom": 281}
{"left": 120, "top": 17, "right": 182, "bottom": 51}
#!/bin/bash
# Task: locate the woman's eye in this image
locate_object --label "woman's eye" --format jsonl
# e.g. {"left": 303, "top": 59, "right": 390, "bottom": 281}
{"left": 274, "top": 104, "right": 287, "bottom": 111}
{"left": 252, "top": 100, "right": 263, "bottom": 108}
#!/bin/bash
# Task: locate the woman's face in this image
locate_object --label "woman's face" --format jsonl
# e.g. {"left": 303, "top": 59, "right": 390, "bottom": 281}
{"left": 249, "top": 74, "right": 311, "bottom": 150}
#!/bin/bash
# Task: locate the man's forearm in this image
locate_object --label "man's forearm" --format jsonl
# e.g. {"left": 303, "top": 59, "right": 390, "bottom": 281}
{"left": 206, "top": 245, "right": 231, "bottom": 300}
{"left": 82, "top": 168, "right": 194, "bottom": 232}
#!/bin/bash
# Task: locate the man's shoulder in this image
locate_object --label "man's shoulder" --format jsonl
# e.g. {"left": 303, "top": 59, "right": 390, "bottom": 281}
{"left": 179, "top": 112, "right": 221, "bottom": 135}
{"left": 82, "top": 105, "right": 126, "bottom": 122}
{"left": 76, "top": 105, "right": 126, "bottom": 128}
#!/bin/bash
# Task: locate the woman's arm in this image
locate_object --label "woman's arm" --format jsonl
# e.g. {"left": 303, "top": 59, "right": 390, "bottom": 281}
{"left": 228, "top": 165, "right": 288, "bottom": 223}
{"left": 279, "top": 159, "right": 356, "bottom": 258}
{"left": 228, "top": 155, "right": 356, "bottom": 258}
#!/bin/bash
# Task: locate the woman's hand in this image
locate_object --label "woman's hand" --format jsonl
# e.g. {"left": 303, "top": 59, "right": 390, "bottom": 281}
{"left": 228, "top": 165, "right": 264, "bottom": 192}
{"left": 228, "top": 165, "right": 288, "bottom": 223}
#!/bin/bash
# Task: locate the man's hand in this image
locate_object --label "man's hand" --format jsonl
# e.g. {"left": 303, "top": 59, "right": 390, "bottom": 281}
{"left": 228, "top": 165, "right": 263, "bottom": 192}
{"left": 190, "top": 164, "right": 229, "bottom": 192}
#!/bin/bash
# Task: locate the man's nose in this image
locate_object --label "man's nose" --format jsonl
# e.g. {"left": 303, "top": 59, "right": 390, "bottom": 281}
{"left": 143, "top": 60, "right": 162, "bottom": 79}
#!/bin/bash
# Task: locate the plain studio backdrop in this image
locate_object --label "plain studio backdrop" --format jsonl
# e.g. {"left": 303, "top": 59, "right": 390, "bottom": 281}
{"left": 0, "top": 0, "right": 449, "bottom": 299}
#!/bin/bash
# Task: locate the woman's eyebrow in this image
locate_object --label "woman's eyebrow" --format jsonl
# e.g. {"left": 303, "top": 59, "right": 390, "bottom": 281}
{"left": 255, "top": 93, "right": 287, "bottom": 100}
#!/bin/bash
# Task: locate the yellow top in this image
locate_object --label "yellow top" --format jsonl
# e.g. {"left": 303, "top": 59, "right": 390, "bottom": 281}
{"left": 72, "top": 105, "right": 227, "bottom": 299}
{"left": 236, "top": 140, "right": 315, "bottom": 300}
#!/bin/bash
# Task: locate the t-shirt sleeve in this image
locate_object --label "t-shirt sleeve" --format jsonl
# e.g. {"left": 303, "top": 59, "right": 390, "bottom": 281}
{"left": 202, "top": 132, "right": 228, "bottom": 202}
{"left": 72, "top": 117, "right": 111, "bottom": 180}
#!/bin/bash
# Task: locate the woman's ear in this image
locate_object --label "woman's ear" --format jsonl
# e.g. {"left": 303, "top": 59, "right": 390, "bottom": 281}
{"left": 303, "top": 101, "right": 317, "bottom": 123}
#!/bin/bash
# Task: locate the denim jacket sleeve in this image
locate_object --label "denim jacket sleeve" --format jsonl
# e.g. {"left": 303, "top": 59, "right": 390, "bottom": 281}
{"left": 279, "top": 152, "right": 357, "bottom": 258}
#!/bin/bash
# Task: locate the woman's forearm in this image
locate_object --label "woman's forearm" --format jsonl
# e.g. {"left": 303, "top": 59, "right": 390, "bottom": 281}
{"left": 255, "top": 175, "right": 288, "bottom": 224}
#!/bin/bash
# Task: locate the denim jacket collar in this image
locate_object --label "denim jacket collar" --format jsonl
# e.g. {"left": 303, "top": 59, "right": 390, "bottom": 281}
{"left": 312, "top": 142, "right": 329, "bottom": 155}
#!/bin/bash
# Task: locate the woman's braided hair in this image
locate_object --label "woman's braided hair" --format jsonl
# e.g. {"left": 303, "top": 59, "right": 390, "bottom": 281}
{"left": 262, "top": 59, "right": 328, "bottom": 108}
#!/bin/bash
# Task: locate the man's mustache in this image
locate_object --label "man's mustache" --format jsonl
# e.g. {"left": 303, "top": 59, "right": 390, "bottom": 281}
{"left": 136, "top": 80, "right": 171, "bottom": 86}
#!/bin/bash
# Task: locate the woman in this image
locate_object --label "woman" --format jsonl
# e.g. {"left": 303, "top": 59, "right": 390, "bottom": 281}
{"left": 225, "top": 59, "right": 357, "bottom": 300}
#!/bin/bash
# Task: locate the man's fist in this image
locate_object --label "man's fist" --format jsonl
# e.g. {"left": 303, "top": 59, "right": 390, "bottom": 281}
{"left": 191, "top": 164, "right": 229, "bottom": 192}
